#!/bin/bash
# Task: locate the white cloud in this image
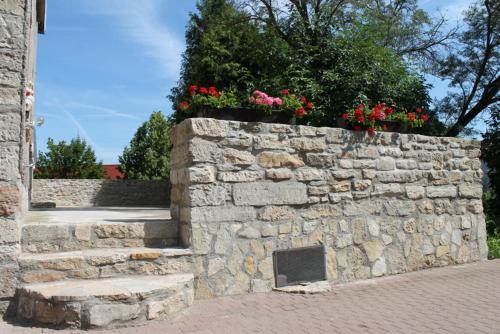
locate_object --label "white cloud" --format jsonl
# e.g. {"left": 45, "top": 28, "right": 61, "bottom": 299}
{"left": 84, "top": 0, "right": 184, "bottom": 79}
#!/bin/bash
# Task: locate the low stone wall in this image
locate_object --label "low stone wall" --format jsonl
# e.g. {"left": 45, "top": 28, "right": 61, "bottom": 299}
{"left": 32, "top": 179, "right": 170, "bottom": 207}
{"left": 170, "top": 118, "right": 488, "bottom": 299}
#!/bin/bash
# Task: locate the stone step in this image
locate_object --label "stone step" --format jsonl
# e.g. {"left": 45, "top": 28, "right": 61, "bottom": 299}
{"left": 16, "top": 274, "right": 194, "bottom": 329}
{"left": 18, "top": 247, "right": 193, "bottom": 284}
{"left": 21, "top": 220, "right": 178, "bottom": 253}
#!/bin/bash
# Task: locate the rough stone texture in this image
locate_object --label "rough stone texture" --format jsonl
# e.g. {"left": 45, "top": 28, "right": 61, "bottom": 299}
{"left": 0, "top": 0, "right": 40, "bottom": 316}
{"left": 32, "top": 179, "right": 170, "bottom": 207}
{"left": 170, "top": 118, "right": 487, "bottom": 299}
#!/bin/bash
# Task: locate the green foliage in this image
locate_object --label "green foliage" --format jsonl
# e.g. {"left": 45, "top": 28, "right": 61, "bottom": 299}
{"left": 34, "top": 138, "right": 104, "bottom": 179}
{"left": 119, "top": 111, "right": 172, "bottom": 180}
{"left": 171, "top": 0, "right": 433, "bottom": 128}
{"left": 190, "top": 89, "right": 238, "bottom": 110}
{"left": 488, "top": 236, "right": 500, "bottom": 259}
{"left": 483, "top": 110, "right": 500, "bottom": 237}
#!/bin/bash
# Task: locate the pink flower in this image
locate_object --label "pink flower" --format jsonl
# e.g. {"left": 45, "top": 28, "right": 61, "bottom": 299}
{"left": 274, "top": 97, "right": 283, "bottom": 106}
{"left": 248, "top": 96, "right": 256, "bottom": 103}
{"left": 255, "top": 98, "right": 265, "bottom": 105}
{"left": 264, "top": 97, "right": 274, "bottom": 105}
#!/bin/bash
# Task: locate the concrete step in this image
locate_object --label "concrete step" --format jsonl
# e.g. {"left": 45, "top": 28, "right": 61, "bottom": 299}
{"left": 16, "top": 274, "right": 194, "bottom": 329}
{"left": 22, "top": 213, "right": 178, "bottom": 253}
{"left": 18, "top": 247, "right": 193, "bottom": 283}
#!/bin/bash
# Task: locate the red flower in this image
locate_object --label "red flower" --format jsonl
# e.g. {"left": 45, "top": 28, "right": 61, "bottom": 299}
{"left": 407, "top": 112, "right": 416, "bottom": 122}
{"left": 416, "top": 107, "right": 423, "bottom": 113}
{"left": 300, "top": 96, "right": 307, "bottom": 104}
{"left": 341, "top": 113, "right": 349, "bottom": 119}
{"left": 367, "top": 127, "right": 375, "bottom": 135}
{"left": 280, "top": 89, "right": 290, "bottom": 95}
{"left": 306, "top": 102, "right": 314, "bottom": 110}
{"left": 356, "top": 116, "right": 365, "bottom": 123}
{"left": 353, "top": 125, "right": 362, "bottom": 132}
{"left": 179, "top": 101, "right": 190, "bottom": 111}
{"left": 384, "top": 107, "right": 393, "bottom": 115}
{"left": 188, "top": 85, "right": 198, "bottom": 96}
{"left": 296, "top": 108, "right": 306, "bottom": 118}
{"left": 199, "top": 87, "right": 208, "bottom": 94}
{"left": 421, "top": 114, "right": 429, "bottom": 121}
{"left": 354, "top": 109, "right": 363, "bottom": 117}
{"left": 208, "top": 86, "right": 219, "bottom": 98}
{"left": 383, "top": 124, "right": 388, "bottom": 131}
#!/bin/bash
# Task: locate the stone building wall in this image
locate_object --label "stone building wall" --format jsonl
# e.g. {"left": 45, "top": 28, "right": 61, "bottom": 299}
{"left": 0, "top": 0, "right": 40, "bottom": 314}
{"left": 170, "top": 118, "right": 488, "bottom": 299}
{"left": 32, "top": 179, "right": 170, "bottom": 207}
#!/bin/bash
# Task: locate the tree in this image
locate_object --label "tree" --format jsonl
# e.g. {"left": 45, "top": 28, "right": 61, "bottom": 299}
{"left": 119, "top": 111, "right": 172, "bottom": 180}
{"left": 435, "top": 0, "right": 499, "bottom": 137}
{"left": 482, "top": 111, "right": 500, "bottom": 235}
{"left": 169, "top": 0, "right": 289, "bottom": 123}
{"left": 34, "top": 137, "right": 104, "bottom": 179}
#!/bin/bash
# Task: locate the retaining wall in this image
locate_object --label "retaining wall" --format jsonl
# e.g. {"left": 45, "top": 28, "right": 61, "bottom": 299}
{"left": 32, "top": 179, "right": 170, "bottom": 207}
{"left": 170, "top": 118, "right": 488, "bottom": 299}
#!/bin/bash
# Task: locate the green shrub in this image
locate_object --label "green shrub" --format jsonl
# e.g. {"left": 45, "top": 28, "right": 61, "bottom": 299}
{"left": 488, "top": 236, "right": 500, "bottom": 259}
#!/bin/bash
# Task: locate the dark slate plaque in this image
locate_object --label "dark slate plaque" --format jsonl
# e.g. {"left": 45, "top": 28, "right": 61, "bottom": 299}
{"left": 273, "top": 245, "right": 326, "bottom": 288}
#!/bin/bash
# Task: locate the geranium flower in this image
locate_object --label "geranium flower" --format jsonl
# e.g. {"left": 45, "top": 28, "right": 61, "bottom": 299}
{"left": 341, "top": 113, "right": 349, "bottom": 119}
{"left": 407, "top": 112, "right": 416, "bottom": 121}
{"left": 188, "top": 85, "right": 198, "bottom": 96}
{"left": 421, "top": 114, "right": 429, "bottom": 121}
{"left": 384, "top": 107, "right": 393, "bottom": 115}
{"left": 296, "top": 108, "right": 306, "bottom": 118}
{"left": 306, "top": 102, "right": 313, "bottom": 110}
{"left": 199, "top": 87, "right": 208, "bottom": 94}
{"left": 383, "top": 124, "right": 388, "bottom": 131}
{"left": 179, "top": 101, "right": 190, "bottom": 111}
{"left": 280, "top": 89, "right": 289, "bottom": 95}
{"left": 300, "top": 96, "right": 307, "bottom": 104}
{"left": 416, "top": 107, "right": 423, "bottom": 113}
{"left": 208, "top": 87, "right": 219, "bottom": 98}
{"left": 274, "top": 97, "right": 283, "bottom": 106}
{"left": 367, "top": 127, "right": 375, "bottom": 135}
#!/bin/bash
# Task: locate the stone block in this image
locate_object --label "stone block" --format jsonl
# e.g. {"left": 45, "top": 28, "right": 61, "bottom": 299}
{"left": 0, "top": 0, "right": 25, "bottom": 16}
{"left": 233, "top": 182, "right": 308, "bottom": 206}
{"left": 223, "top": 148, "right": 255, "bottom": 165}
{"left": 426, "top": 186, "right": 457, "bottom": 198}
{"left": 458, "top": 184, "right": 482, "bottom": 199}
{"left": 405, "top": 185, "right": 425, "bottom": 199}
{"left": 189, "top": 118, "right": 229, "bottom": 138}
{"left": 306, "top": 153, "right": 335, "bottom": 167}
{"left": 290, "top": 137, "right": 326, "bottom": 151}
{"left": 372, "top": 257, "right": 386, "bottom": 277}
{"left": 373, "top": 183, "right": 402, "bottom": 196}
{"left": 254, "top": 134, "right": 286, "bottom": 149}
{"left": 258, "top": 152, "right": 304, "bottom": 169}
{"left": 189, "top": 138, "right": 221, "bottom": 163}
{"left": 86, "top": 304, "right": 140, "bottom": 328}
{"left": 357, "top": 147, "right": 379, "bottom": 159}
{"left": 0, "top": 14, "right": 24, "bottom": 50}
{"left": 0, "top": 264, "right": 17, "bottom": 297}
{"left": 218, "top": 171, "right": 264, "bottom": 182}
{"left": 376, "top": 157, "right": 396, "bottom": 171}
{"left": 189, "top": 185, "right": 227, "bottom": 207}
{"left": 384, "top": 200, "right": 416, "bottom": 216}
{"left": 190, "top": 206, "right": 256, "bottom": 223}
{"left": 0, "top": 111, "right": 20, "bottom": 143}
{"left": 0, "top": 145, "right": 20, "bottom": 181}
{"left": 295, "top": 168, "right": 324, "bottom": 181}
{"left": 0, "top": 219, "right": 18, "bottom": 244}
{"left": 188, "top": 166, "right": 216, "bottom": 184}
{"left": 362, "top": 240, "right": 384, "bottom": 262}
{"left": 266, "top": 168, "right": 293, "bottom": 180}
{"left": 302, "top": 204, "right": 341, "bottom": 219}
{"left": 259, "top": 206, "right": 295, "bottom": 221}
{"left": 0, "top": 184, "right": 20, "bottom": 218}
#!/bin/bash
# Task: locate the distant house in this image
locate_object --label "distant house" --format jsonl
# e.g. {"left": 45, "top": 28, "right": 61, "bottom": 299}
{"left": 103, "top": 164, "right": 125, "bottom": 180}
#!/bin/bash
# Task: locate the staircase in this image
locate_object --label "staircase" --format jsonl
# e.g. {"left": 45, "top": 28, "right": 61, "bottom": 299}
{"left": 14, "top": 208, "right": 194, "bottom": 330}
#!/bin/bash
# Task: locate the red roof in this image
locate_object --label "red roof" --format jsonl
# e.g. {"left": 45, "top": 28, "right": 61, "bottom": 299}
{"left": 103, "top": 164, "right": 125, "bottom": 180}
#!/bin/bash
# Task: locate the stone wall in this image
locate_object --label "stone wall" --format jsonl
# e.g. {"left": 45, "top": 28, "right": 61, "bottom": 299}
{"left": 0, "top": 0, "right": 40, "bottom": 314}
{"left": 170, "top": 118, "right": 488, "bottom": 299}
{"left": 32, "top": 179, "right": 170, "bottom": 207}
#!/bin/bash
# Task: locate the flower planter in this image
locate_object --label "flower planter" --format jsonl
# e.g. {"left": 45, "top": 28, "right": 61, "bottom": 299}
{"left": 336, "top": 118, "right": 409, "bottom": 133}
{"left": 195, "top": 106, "right": 296, "bottom": 125}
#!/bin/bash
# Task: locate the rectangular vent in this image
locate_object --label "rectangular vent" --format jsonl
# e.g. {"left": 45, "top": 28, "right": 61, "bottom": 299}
{"left": 273, "top": 245, "right": 326, "bottom": 288}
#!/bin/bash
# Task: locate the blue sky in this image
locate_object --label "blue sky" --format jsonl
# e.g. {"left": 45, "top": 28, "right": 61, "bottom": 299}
{"left": 36, "top": 0, "right": 475, "bottom": 163}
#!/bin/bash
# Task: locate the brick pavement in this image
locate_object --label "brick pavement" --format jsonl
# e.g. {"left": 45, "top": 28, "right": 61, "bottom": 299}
{"left": 2, "top": 259, "right": 499, "bottom": 334}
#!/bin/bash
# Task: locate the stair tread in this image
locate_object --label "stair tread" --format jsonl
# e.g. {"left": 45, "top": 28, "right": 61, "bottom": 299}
{"left": 24, "top": 207, "right": 172, "bottom": 225}
{"left": 19, "top": 247, "right": 192, "bottom": 261}
{"left": 19, "top": 273, "right": 193, "bottom": 300}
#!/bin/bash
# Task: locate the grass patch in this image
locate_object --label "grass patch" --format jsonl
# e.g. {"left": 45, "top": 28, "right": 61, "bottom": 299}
{"left": 488, "top": 236, "right": 500, "bottom": 259}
